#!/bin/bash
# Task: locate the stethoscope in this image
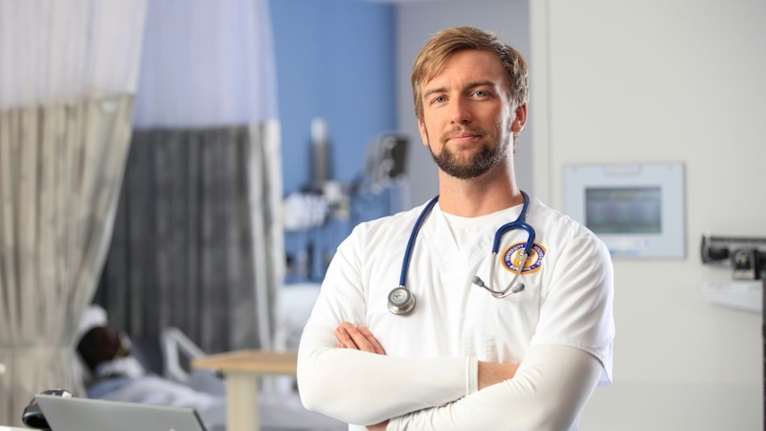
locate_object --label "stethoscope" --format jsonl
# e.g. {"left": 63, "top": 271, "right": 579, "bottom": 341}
{"left": 387, "top": 191, "right": 536, "bottom": 315}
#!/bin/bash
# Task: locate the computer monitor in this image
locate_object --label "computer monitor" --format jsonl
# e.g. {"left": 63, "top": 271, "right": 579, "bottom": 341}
{"left": 564, "top": 162, "right": 685, "bottom": 258}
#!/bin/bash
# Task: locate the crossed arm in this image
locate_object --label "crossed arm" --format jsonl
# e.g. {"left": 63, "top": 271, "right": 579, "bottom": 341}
{"left": 298, "top": 226, "right": 612, "bottom": 430}
{"left": 334, "top": 323, "right": 518, "bottom": 392}
{"left": 334, "top": 323, "right": 519, "bottom": 430}
{"left": 298, "top": 322, "right": 603, "bottom": 431}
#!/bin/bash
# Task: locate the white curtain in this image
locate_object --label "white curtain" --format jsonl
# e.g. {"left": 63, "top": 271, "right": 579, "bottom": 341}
{"left": 0, "top": 0, "right": 146, "bottom": 426}
{"left": 248, "top": 120, "right": 283, "bottom": 350}
{"left": 133, "top": 0, "right": 278, "bottom": 128}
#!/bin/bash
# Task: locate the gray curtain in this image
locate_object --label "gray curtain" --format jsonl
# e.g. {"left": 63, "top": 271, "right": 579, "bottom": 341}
{"left": 94, "top": 125, "right": 279, "bottom": 354}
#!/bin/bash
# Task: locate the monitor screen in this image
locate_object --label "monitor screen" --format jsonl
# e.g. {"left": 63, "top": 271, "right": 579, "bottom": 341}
{"left": 585, "top": 187, "right": 661, "bottom": 234}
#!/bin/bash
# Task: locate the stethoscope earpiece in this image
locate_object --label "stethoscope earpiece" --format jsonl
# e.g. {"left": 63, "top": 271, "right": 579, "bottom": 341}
{"left": 387, "top": 286, "right": 416, "bottom": 315}
{"left": 473, "top": 275, "right": 526, "bottom": 298}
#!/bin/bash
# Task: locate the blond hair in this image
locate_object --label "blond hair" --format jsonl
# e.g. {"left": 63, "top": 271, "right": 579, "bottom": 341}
{"left": 411, "top": 26, "right": 529, "bottom": 121}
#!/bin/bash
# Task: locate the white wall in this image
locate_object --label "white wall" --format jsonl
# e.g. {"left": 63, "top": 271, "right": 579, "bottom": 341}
{"left": 395, "top": 0, "right": 531, "bottom": 207}
{"left": 531, "top": 1, "right": 766, "bottom": 429}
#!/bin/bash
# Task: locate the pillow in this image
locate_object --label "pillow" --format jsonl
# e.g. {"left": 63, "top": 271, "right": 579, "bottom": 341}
{"left": 274, "top": 283, "right": 322, "bottom": 351}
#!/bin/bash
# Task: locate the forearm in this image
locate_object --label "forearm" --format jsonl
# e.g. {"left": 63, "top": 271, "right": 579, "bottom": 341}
{"left": 387, "top": 345, "right": 602, "bottom": 431}
{"left": 297, "top": 325, "right": 478, "bottom": 425}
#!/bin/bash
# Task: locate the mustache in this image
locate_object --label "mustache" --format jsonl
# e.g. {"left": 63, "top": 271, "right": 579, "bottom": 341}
{"left": 439, "top": 127, "right": 487, "bottom": 144}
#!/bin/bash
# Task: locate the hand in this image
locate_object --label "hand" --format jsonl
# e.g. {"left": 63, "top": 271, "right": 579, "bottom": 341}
{"left": 334, "top": 322, "right": 386, "bottom": 355}
{"left": 366, "top": 419, "right": 389, "bottom": 431}
{"left": 477, "top": 361, "right": 519, "bottom": 390}
{"left": 334, "top": 323, "right": 389, "bottom": 430}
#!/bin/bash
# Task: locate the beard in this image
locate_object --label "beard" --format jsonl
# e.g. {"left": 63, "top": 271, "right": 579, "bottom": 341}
{"left": 427, "top": 126, "right": 509, "bottom": 180}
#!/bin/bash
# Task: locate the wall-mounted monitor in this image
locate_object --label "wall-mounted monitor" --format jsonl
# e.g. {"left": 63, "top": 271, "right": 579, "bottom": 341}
{"left": 564, "top": 163, "right": 685, "bottom": 258}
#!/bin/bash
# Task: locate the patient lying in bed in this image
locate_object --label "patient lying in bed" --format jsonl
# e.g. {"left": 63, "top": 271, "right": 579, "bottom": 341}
{"left": 76, "top": 310, "right": 345, "bottom": 431}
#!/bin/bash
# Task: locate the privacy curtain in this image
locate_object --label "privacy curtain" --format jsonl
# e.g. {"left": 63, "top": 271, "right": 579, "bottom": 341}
{"left": 0, "top": 0, "right": 146, "bottom": 426}
{"left": 95, "top": 0, "right": 282, "bottom": 354}
{"left": 95, "top": 122, "right": 282, "bottom": 354}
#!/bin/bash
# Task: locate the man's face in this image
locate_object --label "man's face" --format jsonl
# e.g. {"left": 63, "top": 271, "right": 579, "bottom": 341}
{"left": 417, "top": 49, "right": 526, "bottom": 179}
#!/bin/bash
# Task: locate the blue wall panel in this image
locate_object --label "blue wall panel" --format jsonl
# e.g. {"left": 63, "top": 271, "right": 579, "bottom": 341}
{"left": 270, "top": 0, "right": 397, "bottom": 195}
{"left": 270, "top": 0, "right": 397, "bottom": 282}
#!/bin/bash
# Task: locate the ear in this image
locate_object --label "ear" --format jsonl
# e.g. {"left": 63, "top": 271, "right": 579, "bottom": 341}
{"left": 510, "top": 103, "right": 528, "bottom": 134}
{"left": 417, "top": 118, "right": 430, "bottom": 146}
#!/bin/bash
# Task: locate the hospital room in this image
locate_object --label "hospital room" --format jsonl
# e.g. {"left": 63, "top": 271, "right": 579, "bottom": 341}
{"left": 1, "top": 0, "right": 765, "bottom": 430}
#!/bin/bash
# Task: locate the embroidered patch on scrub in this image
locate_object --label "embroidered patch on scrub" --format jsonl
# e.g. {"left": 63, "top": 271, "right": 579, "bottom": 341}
{"left": 501, "top": 242, "right": 546, "bottom": 274}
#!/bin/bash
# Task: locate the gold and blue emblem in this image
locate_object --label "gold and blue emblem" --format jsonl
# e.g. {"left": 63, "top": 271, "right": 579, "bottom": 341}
{"left": 501, "top": 242, "right": 546, "bottom": 274}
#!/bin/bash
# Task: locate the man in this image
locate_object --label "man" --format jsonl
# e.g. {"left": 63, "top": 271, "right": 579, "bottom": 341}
{"left": 297, "top": 26, "right": 614, "bottom": 431}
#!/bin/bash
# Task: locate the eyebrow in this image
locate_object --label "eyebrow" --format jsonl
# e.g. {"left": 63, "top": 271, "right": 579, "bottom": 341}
{"left": 422, "top": 80, "right": 497, "bottom": 100}
{"left": 422, "top": 87, "right": 448, "bottom": 101}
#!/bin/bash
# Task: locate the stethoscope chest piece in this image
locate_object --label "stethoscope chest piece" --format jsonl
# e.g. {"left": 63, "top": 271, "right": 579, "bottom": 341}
{"left": 387, "top": 286, "right": 416, "bottom": 315}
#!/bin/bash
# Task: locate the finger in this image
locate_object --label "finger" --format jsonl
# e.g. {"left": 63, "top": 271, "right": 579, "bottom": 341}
{"left": 366, "top": 419, "right": 389, "bottom": 431}
{"left": 335, "top": 326, "right": 358, "bottom": 350}
{"left": 357, "top": 326, "right": 386, "bottom": 355}
{"left": 343, "top": 325, "right": 377, "bottom": 353}
{"left": 339, "top": 322, "right": 384, "bottom": 354}
{"left": 339, "top": 321, "right": 357, "bottom": 331}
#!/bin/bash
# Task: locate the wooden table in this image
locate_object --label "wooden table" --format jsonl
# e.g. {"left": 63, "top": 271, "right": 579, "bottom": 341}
{"left": 191, "top": 350, "right": 298, "bottom": 431}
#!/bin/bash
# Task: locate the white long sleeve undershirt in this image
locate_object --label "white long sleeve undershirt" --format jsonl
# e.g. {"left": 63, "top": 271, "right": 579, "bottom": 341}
{"left": 388, "top": 344, "right": 602, "bottom": 431}
{"left": 297, "top": 325, "right": 478, "bottom": 425}
{"left": 297, "top": 325, "right": 602, "bottom": 430}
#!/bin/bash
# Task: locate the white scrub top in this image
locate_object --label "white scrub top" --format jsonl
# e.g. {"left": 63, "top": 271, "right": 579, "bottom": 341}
{"left": 305, "top": 197, "right": 615, "bottom": 428}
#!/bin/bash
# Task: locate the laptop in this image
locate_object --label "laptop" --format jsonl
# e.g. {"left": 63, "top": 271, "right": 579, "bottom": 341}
{"left": 35, "top": 394, "right": 207, "bottom": 431}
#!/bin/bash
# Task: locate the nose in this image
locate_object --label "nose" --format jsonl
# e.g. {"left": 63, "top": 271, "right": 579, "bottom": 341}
{"left": 449, "top": 96, "right": 472, "bottom": 124}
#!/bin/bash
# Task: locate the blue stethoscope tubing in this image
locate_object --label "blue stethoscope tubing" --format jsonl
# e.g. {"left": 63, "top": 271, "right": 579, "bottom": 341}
{"left": 387, "top": 191, "right": 535, "bottom": 315}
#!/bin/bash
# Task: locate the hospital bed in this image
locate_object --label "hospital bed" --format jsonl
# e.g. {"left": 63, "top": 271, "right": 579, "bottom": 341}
{"left": 160, "top": 283, "right": 323, "bottom": 394}
{"left": 156, "top": 282, "right": 337, "bottom": 431}
{"left": 66, "top": 283, "right": 341, "bottom": 431}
